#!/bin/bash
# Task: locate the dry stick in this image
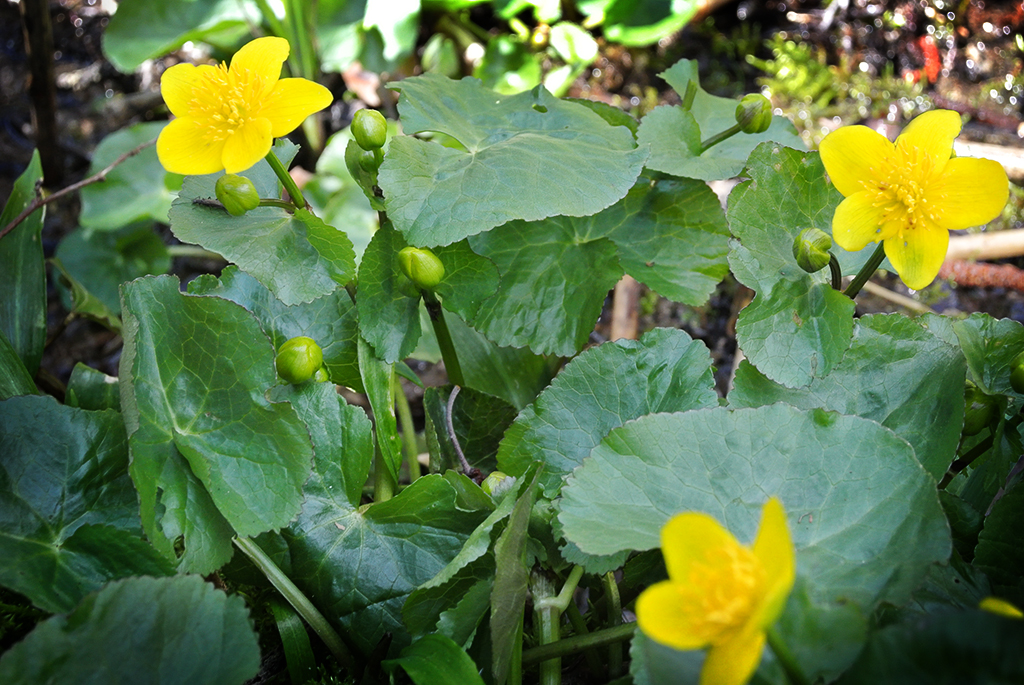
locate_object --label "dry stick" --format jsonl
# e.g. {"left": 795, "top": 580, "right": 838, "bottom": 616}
{"left": 0, "top": 138, "right": 157, "bottom": 243}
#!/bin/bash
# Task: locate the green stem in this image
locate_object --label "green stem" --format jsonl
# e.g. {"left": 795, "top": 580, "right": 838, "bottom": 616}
{"left": 521, "top": 623, "right": 636, "bottom": 665}
{"left": 531, "top": 570, "right": 562, "bottom": 685}
{"left": 422, "top": 291, "right": 465, "bottom": 387}
{"left": 259, "top": 198, "right": 297, "bottom": 211}
{"left": 564, "top": 600, "right": 604, "bottom": 678}
{"left": 681, "top": 81, "right": 697, "bottom": 111}
{"left": 939, "top": 411, "right": 1024, "bottom": 489}
{"left": 265, "top": 149, "right": 307, "bottom": 210}
{"left": 602, "top": 572, "right": 623, "bottom": 678}
{"left": 766, "top": 627, "right": 810, "bottom": 685}
{"left": 394, "top": 374, "right": 421, "bottom": 481}
{"left": 373, "top": 440, "right": 397, "bottom": 502}
{"left": 251, "top": 0, "right": 287, "bottom": 39}
{"left": 233, "top": 537, "right": 355, "bottom": 672}
{"left": 165, "top": 245, "right": 223, "bottom": 261}
{"left": 842, "top": 242, "right": 886, "bottom": 299}
{"left": 534, "top": 566, "right": 585, "bottom": 613}
{"left": 699, "top": 122, "right": 743, "bottom": 153}
{"left": 828, "top": 253, "right": 843, "bottom": 291}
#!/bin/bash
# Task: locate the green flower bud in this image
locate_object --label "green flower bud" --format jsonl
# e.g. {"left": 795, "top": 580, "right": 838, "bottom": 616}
{"left": 481, "top": 471, "right": 515, "bottom": 498}
{"left": 351, "top": 109, "right": 388, "bottom": 150}
{"left": 276, "top": 336, "right": 324, "bottom": 384}
{"left": 215, "top": 174, "right": 260, "bottom": 216}
{"left": 962, "top": 382, "right": 997, "bottom": 436}
{"left": 1010, "top": 350, "right": 1024, "bottom": 394}
{"left": 735, "top": 93, "right": 773, "bottom": 134}
{"left": 398, "top": 246, "right": 446, "bottom": 291}
{"left": 314, "top": 366, "right": 330, "bottom": 383}
{"left": 357, "top": 147, "right": 384, "bottom": 173}
{"left": 792, "top": 227, "right": 833, "bottom": 273}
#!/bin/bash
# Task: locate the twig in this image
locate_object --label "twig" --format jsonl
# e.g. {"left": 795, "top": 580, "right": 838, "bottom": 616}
{"left": 0, "top": 138, "right": 157, "bottom": 242}
{"left": 860, "top": 281, "right": 936, "bottom": 314}
{"left": 446, "top": 385, "right": 473, "bottom": 474}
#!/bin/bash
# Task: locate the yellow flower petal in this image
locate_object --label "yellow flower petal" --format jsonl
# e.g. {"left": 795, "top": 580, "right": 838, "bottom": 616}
{"left": 928, "top": 157, "right": 1009, "bottom": 230}
{"left": 636, "top": 581, "right": 711, "bottom": 650}
{"left": 831, "top": 192, "right": 890, "bottom": 251}
{"left": 699, "top": 626, "right": 766, "bottom": 685}
{"left": 160, "top": 63, "right": 199, "bottom": 117}
{"left": 262, "top": 78, "right": 335, "bottom": 137}
{"left": 231, "top": 36, "right": 290, "bottom": 86}
{"left": 895, "top": 109, "right": 961, "bottom": 174}
{"left": 751, "top": 498, "right": 795, "bottom": 628}
{"left": 818, "top": 125, "right": 893, "bottom": 197}
{"left": 884, "top": 218, "right": 949, "bottom": 290}
{"left": 157, "top": 117, "right": 227, "bottom": 175}
{"left": 660, "top": 512, "right": 738, "bottom": 581}
{"left": 979, "top": 597, "right": 1024, "bottom": 619}
{"left": 222, "top": 117, "right": 274, "bottom": 174}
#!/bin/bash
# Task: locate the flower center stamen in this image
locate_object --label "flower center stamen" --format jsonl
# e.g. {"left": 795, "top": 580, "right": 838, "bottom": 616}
{"left": 189, "top": 64, "right": 267, "bottom": 144}
{"left": 678, "top": 544, "right": 765, "bottom": 645}
{"left": 862, "top": 144, "right": 944, "bottom": 242}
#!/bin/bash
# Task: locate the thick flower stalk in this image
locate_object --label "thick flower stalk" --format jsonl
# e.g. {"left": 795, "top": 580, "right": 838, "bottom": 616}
{"left": 819, "top": 109, "right": 1008, "bottom": 290}
{"left": 637, "top": 498, "right": 795, "bottom": 685}
{"left": 157, "top": 36, "right": 332, "bottom": 175}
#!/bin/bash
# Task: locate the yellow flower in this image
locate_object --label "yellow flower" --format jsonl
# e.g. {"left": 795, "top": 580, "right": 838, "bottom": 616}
{"left": 157, "top": 37, "right": 332, "bottom": 175}
{"left": 819, "top": 109, "right": 1008, "bottom": 290}
{"left": 636, "top": 498, "right": 795, "bottom": 685}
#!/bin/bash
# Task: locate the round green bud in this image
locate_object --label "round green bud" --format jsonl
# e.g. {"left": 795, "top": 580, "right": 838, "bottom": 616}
{"left": 1010, "top": 350, "right": 1024, "bottom": 394}
{"left": 276, "top": 336, "right": 324, "bottom": 384}
{"left": 481, "top": 471, "right": 515, "bottom": 498}
{"left": 962, "top": 382, "right": 997, "bottom": 436}
{"left": 735, "top": 93, "right": 773, "bottom": 134}
{"left": 351, "top": 109, "right": 388, "bottom": 150}
{"left": 357, "top": 147, "right": 384, "bottom": 173}
{"left": 792, "top": 227, "right": 834, "bottom": 273}
{"left": 398, "top": 246, "right": 446, "bottom": 291}
{"left": 215, "top": 174, "right": 260, "bottom": 216}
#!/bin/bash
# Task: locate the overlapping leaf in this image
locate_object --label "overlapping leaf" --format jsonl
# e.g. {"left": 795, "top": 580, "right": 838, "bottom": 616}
{"left": 498, "top": 327, "right": 718, "bottom": 496}
{"left": 730, "top": 313, "right": 966, "bottom": 480}
{"left": 282, "top": 471, "right": 487, "bottom": 653}
{"left": 188, "top": 266, "right": 361, "bottom": 390}
{"left": 79, "top": 122, "right": 177, "bottom": 229}
{"left": 56, "top": 222, "right": 170, "bottom": 314}
{"left": 558, "top": 404, "right": 950, "bottom": 611}
{"left": 464, "top": 174, "right": 729, "bottom": 355}
{"left": 0, "top": 151, "right": 45, "bottom": 376}
{"left": 636, "top": 60, "right": 803, "bottom": 181}
{"left": 0, "top": 575, "right": 260, "bottom": 685}
{"left": 120, "top": 275, "right": 314, "bottom": 573}
{"left": 103, "top": 0, "right": 257, "bottom": 72}
{"left": 728, "top": 143, "right": 854, "bottom": 387}
{"left": 0, "top": 395, "right": 171, "bottom": 613}
{"left": 170, "top": 141, "right": 355, "bottom": 305}
{"left": 379, "top": 73, "right": 648, "bottom": 246}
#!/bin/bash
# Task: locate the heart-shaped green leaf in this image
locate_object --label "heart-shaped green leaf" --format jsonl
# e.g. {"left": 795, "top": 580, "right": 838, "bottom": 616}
{"left": 498, "top": 327, "right": 718, "bottom": 496}
{"left": 380, "top": 73, "right": 648, "bottom": 246}
{"left": 0, "top": 395, "right": 171, "bottom": 613}
{"left": 120, "top": 275, "right": 314, "bottom": 573}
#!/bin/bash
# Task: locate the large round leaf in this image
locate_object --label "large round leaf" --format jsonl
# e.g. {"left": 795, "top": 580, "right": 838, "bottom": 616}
{"left": 558, "top": 404, "right": 950, "bottom": 610}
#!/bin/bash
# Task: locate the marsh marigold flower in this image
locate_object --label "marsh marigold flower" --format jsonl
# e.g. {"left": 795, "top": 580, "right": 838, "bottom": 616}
{"left": 819, "top": 109, "right": 1008, "bottom": 290}
{"left": 157, "top": 36, "right": 332, "bottom": 176}
{"left": 637, "top": 498, "right": 795, "bottom": 685}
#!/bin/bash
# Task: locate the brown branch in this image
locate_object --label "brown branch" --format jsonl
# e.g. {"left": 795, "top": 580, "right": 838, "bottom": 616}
{"left": 0, "top": 138, "right": 157, "bottom": 243}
